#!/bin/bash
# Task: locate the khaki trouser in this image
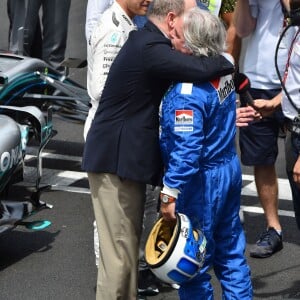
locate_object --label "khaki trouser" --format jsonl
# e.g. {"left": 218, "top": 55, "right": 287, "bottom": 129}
{"left": 88, "top": 173, "right": 145, "bottom": 300}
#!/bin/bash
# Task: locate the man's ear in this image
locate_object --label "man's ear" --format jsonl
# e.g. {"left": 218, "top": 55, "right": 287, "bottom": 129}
{"left": 166, "top": 12, "right": 176, "bottom": 30}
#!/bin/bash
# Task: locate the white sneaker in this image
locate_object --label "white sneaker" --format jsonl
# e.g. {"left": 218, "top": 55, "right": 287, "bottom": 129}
{"left": 170, "top": 283, "right": 180, "bottom": 290}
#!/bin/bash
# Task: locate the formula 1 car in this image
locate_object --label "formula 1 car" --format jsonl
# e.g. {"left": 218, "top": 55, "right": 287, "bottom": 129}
{"left": 0, "top": 52, "right": 89, "bottom": 123}
{"left": 0, "top": 52, "right": 89, "bottom": 234}
{"left": 0, "top": 104, "right": 53, "bottom": 234}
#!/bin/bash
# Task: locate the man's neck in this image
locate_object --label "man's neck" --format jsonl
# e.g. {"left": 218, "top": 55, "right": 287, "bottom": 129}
{"left": 148, "top": 17, "right": 170, "bottom": 38}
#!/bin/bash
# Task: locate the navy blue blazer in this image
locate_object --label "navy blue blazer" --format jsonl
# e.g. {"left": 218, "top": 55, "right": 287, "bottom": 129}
{"left": 82, "top": 21, "right": 234, "bottom": 186}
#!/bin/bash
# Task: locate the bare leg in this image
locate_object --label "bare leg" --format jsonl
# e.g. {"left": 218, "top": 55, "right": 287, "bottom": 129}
{"left": 254, "top": 165, "right": 281, "bottom": 231}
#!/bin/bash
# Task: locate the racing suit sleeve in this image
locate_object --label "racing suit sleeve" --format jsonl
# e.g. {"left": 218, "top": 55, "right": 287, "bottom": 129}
{"left": 161, "top": 83, "right": 206, "bottom": 194}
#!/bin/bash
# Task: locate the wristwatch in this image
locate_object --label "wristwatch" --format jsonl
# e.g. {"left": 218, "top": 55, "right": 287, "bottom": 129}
{"left": 160, "top": 193, "right": 176, "bottom": 204}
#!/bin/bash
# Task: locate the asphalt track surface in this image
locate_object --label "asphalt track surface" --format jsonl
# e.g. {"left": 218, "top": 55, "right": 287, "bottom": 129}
{"left": 0, "top": 1, "right": 300, "bottom": 300}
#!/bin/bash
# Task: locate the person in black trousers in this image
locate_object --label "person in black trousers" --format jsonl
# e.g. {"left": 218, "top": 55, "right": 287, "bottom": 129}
{"left": 7, "top": 0, "right": 71, "bottom": 72}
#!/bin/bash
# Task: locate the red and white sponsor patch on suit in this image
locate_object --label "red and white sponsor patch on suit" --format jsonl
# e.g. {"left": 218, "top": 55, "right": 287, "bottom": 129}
{"left": 210, "top": 74, "right": 234, "bottom": 104}
{"left": 174, "top": 110, "right": 194, "bottom": 132}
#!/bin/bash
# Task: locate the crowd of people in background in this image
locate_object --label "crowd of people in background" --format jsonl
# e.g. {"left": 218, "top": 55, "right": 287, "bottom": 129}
{"left": 4, "top": 0, "right": 300, "bottom": 299}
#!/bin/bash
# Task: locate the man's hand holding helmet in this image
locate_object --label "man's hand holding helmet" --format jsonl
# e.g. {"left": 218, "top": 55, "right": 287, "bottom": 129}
{"left": 159, "top": 185, "right": 179, "bottom": 221}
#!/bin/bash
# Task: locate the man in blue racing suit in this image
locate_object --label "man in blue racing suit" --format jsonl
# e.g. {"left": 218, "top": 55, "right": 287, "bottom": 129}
{"left": 159, "top": 7, "right": 252, "bottom": 299}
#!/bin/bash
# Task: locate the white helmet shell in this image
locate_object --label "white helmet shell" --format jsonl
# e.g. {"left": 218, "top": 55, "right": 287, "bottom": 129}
{"left": 145, "top": 213, "right": 206, "bottom": 285}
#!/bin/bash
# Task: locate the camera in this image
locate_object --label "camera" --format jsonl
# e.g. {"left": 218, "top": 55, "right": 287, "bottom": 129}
{"left": 289, "top": 0, "right": 300, "bottom": 26}
{"left": 292, "top": 116, "right": 300, "bottom": 135}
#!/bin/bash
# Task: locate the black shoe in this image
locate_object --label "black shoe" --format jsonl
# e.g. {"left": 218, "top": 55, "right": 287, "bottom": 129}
{"left": 138, "top": 269, "right": 160, "bottom": 296}
{"left": 250, "top": 227, "right": 283, "bottom": 258}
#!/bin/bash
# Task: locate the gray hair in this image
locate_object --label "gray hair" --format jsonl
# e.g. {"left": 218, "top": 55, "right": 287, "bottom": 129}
{"left": 183, "top": 7, "right": 227, "bottom": 56}
{"left": 147, "top": 0, "right": 186, "bottom": 20}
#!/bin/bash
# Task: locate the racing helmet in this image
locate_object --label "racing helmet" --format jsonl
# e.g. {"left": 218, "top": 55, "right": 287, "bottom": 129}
{"left": 145, "top": 213, "right": 206, "bottom": 285}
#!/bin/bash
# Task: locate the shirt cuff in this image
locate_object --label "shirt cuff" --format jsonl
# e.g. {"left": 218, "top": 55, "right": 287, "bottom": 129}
{"left": 161, "top": 185, "right": 180, "bottom": 198}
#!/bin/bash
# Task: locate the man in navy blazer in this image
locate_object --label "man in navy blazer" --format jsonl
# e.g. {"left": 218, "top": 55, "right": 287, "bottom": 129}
{"left": 82, "top": 0, "right": 234, "bottom": 298}
{"left": 83, "top": 22, "right": 234, "bottom": 185}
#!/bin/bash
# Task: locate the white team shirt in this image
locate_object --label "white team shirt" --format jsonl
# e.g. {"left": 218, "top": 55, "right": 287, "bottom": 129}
{"left": 243, "top": 0, "right": 289, "bottom": 90}
{"left": 84, "top": 2, "right": 136, "bottom": 139}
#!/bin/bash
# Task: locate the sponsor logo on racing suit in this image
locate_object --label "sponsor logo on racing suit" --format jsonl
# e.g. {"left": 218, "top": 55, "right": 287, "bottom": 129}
{"left": 210, "top": 75, "right": 234, "bottom": 104}
{"left": 175, "top": 110, "right": 194, "bottom": 132}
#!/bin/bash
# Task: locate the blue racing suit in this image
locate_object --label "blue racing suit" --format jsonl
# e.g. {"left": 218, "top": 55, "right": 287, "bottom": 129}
{"left": 160, "top": 76, "right": 253, "bottom": 299}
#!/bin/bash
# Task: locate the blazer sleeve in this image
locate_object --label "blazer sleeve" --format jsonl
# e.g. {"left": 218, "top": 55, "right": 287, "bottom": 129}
{"left": 142, "top": 37, "right": 234, "bottom": 83}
